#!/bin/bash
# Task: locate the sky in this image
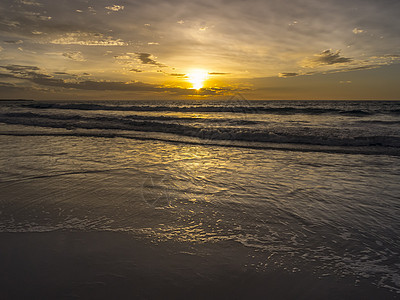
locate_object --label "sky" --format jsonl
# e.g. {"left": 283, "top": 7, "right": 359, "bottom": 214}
{"left": 0, "top": 0, "right": 399, "bottom": 100}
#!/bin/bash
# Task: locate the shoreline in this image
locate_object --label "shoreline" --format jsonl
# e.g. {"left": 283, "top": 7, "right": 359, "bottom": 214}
{"left": 1, "top": 231, "right": 397, "bottom": 299}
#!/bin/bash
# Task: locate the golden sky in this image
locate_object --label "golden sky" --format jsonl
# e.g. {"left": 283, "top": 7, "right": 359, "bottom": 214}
{"left": 0, "top": 0, "right": 399, "bottom": 100}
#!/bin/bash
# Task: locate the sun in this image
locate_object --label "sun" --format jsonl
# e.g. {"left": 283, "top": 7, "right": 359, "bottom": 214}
{"left": 187, "top": 69, "right": 208, "bottom": 90}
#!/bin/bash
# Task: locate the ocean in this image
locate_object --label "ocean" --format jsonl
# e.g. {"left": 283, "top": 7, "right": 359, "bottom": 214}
{"left": 1, "top": 99, "right": 400, "bottom": 299}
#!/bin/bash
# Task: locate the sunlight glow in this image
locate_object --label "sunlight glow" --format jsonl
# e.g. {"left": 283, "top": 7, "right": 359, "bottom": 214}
{"left": 187, "top": 69, "right": 208, "bottom": 90}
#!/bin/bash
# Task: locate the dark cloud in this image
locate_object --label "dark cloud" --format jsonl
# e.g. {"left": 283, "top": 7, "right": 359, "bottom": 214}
{"left": 278, "top": 72, "right": 299, "bottom": 78}
{"left": 302, "top": 50, "right": 352, "bottom": 67}
{"left": 130, "top": 68, "right": 143, "bottom": 73}
{"left": 52, "top": 72, "right": 78, "bottom": 77}
{"left": 136, "top": 53, "right": 165, "bottom": 67}
{"left": 0, "top": 66, "right": 161, "bottom": 91}
{"left": 0, "top": 82, "right": 17, "bottom": 88}
{"left": 1, "top": 64, "right": 41, "bottom": 75}
{"left": 382, "top": 54, "right": 400, "bottom": 59}
{"left": 169, "top": 73, "right": 187, "bottom": 77}
{"left": 318, "top": 50, "right": 352, "bottom": 64}
{"left": 0, "top": 73, "right": 16, "bottom": 79}
{"left": 348, "top": 65, "right": 379, "bottom": 71}
{"left": 208, "top": 72, "right": 230, "bottom": 75}
{"left": 114, "top": 55, "right": 132, "bottom": 60}
{"left": 0, "top": 81, "right": 32, "bottom": 94}
{"left": 62, "top": 51, "right": 85, "bottom": 61}
{"left": 4, "top": 40, "right": 23, "bottom": 44}
{"left": 0, "top": 64, "right": 235, "bottom": 95}
{"left": 2, "top": 64, "right": 40, "bottom": 71}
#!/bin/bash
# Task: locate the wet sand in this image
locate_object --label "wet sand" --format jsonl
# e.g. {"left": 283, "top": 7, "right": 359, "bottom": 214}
{"left": 0, "top": 232, "right": 397, "bottom": 300}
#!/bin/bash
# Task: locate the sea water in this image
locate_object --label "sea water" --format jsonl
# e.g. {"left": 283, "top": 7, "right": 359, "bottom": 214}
{"left": 1, "top": 99, "right": 400, "bottom": 296}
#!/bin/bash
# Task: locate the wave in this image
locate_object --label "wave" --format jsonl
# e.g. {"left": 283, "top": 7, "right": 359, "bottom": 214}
{"left": 2, "top": 112, "right": 400, "bottom": 156}
{"left": 22, "top": 102, "right": 400, "bottom": 116}
{"left": 2, "top": 112, "right": 259, "bottom": 125}
{"left": 357, "top": 120, "right": 400, "bottom": 125}
{"left": 1, "top": 131, "right": 399, "bottom": 157}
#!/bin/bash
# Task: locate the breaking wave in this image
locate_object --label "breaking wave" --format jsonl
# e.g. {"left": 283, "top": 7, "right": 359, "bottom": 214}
{"left": 22, "top": 101, "right": 400, "bottom": 116}
{"left": 1, "top": 109, "right": 400, "bottom": 156}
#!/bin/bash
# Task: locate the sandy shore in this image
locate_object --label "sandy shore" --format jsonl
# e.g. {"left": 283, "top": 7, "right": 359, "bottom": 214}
{"left": 0, "top": 231, "right": 397, "bottom": 300}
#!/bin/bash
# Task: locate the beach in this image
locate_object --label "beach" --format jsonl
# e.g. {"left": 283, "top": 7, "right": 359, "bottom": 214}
{"left": 1, "top": 100, "right": 400, "bottom": 299}
{"left": 1, "top": 231, "right": 397, "bottom": 299}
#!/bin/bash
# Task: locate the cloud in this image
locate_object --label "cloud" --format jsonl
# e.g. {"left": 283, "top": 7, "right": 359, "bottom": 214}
{"left": 169, "top": 73, "right": 187, "bottom": 78}
{"left": 0, "top": 82, "right": 29, "bottom": 93}
{"left": 114, "top": 55, "right": 132, "bottom": 60}
{"left": 348, "top": 65, "right": 379, "bottom": 71}
{"left": 1, "top": 64, "right": 40, "bottom": 75}
{"left": 302, "top": 50, "right": 352, "bottom": 68}
{"left": 0, "top": 46, "right": 3, "bottom": 52}
{"left": 208, "top": 72, "right": 230, "bottom": 75}
{"left": 53, "top": 72, "right": 71, "bottom": 75}
{"left": 113, "top": 53, "right": 166, "bottom": 69}
{"left": 0, "top": 82, "right": 16, "bottom": 88}
{"left": 2, "top": 0, "right": 398, "bottom": 100}
{"left": 298, "top": 53, "right": 400, "bottom": 75}
{"left": 4, "top": 40, "right": 23, "bottom": 44}
{"left": 377, "top": 54, "right": 400, "bottom": 60}
{"left": 0, "top": 64, "right": 237, "bottom": 96}
{"left": 136, "top": 53, "right": 165, "bottom": 67}
{"left": 352, "top": 28, "right": 364, "bottom": 34}
{"left": 50, "top": 32, "right": 126, "bottom": 46}
{"left": 18, "top": 0, "right": 42, "bottom": 6}
{"left": 0, "top": 65, "right": 158, "bottom": 91}
{"left": 278, "top": 72, "right": 299, "bottom": 78}
{"left": 0, "top": 19, "right": 20, "bottom": 27}
{"left": 105, "top": 5, "right": 124, "bottom": 12}
{"left": 22, "top": 11, "right": 52, "bottom": 21}
{"left": 62, "top": 51, "right": 85, "bottom": 61}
